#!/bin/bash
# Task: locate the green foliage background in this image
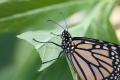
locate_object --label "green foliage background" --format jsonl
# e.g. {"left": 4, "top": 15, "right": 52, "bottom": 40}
{"left": 0, "top": 0, "right": 120, "bottom": 80}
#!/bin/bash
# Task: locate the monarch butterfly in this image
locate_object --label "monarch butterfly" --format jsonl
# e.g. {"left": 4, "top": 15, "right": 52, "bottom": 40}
{"left": 33, "top": 19, "right": 120, "bottom": 80}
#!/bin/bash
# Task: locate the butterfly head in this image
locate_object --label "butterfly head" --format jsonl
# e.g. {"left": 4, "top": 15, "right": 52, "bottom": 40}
{"left": 61, "top": 30, "right": 71, "bottom": 41}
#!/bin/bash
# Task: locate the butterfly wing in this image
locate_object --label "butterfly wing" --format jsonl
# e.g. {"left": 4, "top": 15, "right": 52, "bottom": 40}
{"left": 67, "top": 37, "right": 120, "bottom": 80}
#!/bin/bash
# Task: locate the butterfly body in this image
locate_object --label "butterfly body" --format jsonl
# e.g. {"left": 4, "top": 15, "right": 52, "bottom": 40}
{"left": 60, "top": 30, "right": 120, "bottom": 80}
{"left": 61, "top": 30, "right": 73, "bottom": 53}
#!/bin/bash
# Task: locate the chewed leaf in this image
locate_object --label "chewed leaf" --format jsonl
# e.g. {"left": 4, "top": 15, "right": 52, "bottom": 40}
{"left": 17, "top": 31, "right": 54, "bottom": 49}
{"left": 37, "top": 39, "right": 61, "bottom": 71}
{"left": 17, "top": 30, "right": 62, "bottom": 71}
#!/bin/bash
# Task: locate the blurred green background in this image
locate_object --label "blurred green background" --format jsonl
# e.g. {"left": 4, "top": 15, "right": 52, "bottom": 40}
{"left": 0, "top": 0, "right": 120, "bottom": 80}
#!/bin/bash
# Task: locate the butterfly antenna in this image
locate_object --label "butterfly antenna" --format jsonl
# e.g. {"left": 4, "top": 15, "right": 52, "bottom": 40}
{"left": 59, "top": 12, "right": 68, "bottom": 31}
{"left": 48, "top": 19, "right": 65, "bottom": 30}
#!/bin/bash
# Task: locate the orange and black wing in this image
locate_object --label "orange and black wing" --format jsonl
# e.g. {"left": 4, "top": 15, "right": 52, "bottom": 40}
{"left": 67, "top": 37, "right": 120, "bottom": 80}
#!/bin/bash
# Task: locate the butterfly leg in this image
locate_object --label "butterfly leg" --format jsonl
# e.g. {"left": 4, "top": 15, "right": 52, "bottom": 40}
{"left": 50, "top": 32, "right": 61, "bottom": 36}
{"left": 42, "top": 50, "right": 64, "bottom": 64}
{"left": 33, "top": 38, "right": 61, "bottom": 47}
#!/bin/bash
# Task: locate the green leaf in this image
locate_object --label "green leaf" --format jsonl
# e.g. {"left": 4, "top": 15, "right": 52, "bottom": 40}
{"left": 85, "top": 0, "right": 119, "bottom": 43}
{"left": 17, "top": 1, "right": 119, "bottom": 80}
{"left": 13, "top": 40, "right": 41, "bottom": 80}
{"left": 17, "top": 29, "right": 61, "bottom": 71}
{"left": 0, "top": 0, "right": 94, "bottom": 33}
{"left": 17, "top": 0, "right": 120, "bottom": 80}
